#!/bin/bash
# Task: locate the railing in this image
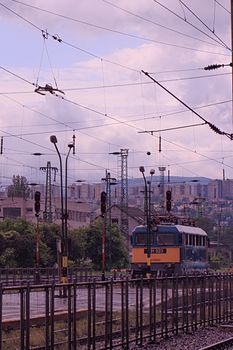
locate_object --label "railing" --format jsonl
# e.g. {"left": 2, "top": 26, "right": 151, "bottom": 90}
{"left": 0, "top": 274, "right": 232, "bottom": 349}
{"left": 0, "top": 267, "right": 94, "bottom": 285}
{"left": 0, "top": 267, "right": 130, "bottom": 286}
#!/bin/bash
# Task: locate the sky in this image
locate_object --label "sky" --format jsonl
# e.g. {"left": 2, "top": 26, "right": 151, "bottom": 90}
{"left": 0, "top": 0, "right": 232, "bottom": 186}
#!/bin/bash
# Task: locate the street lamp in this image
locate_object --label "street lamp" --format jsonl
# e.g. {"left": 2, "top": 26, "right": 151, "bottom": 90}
{"left": 65, "top": 143, "right": 74, "bottom": 258}
{"left": 139, "top": 166, "right": 155, "bottom": 279}
{"left": 50, "top": 135, "right": 74, "bottom": 288}
{"left": 148, "top": 169, "right": 155, "bottom": 224}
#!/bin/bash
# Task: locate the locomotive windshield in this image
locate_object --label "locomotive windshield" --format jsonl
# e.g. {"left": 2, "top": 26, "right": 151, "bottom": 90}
{"left": 157, "top": 233, "right": 176, "bottom": 246}
{"left": 135, "top": 233, "right": 147, "bottom": 245}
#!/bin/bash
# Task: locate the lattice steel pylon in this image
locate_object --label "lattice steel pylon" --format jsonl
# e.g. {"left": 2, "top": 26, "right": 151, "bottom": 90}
{"left": 119, "top": 149, "right": 129, "bottom": 246}
{"left": 40, "top": 161, "right": 58, "bottom": 223}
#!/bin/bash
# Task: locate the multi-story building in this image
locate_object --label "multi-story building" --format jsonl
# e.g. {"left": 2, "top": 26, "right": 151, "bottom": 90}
{"left": 0, "top": 196, "right": 91, "bottom": 229}
{"left": 2, "top": 177, "right": 233, "bottom": 229}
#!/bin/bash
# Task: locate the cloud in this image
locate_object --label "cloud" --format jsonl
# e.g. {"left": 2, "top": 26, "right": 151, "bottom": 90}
{"left": 0, "top": 0, "right": 231, "bottom": 183}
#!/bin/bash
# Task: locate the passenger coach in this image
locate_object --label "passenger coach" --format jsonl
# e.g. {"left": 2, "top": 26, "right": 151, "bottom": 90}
{"left": 131, "top": 221, "right": 208, "bottom": 277}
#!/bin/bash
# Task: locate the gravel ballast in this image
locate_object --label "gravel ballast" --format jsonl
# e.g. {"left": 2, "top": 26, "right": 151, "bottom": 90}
{"left": 132, "top": 326, "right": 233, "bottom": 349}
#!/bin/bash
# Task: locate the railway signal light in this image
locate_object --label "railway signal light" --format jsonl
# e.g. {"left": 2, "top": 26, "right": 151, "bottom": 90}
{"left": 34, "top": 191, "right": 41, "bottom": 216}
{"left": 166, "top": 190, "right": 172, "bottom": 212}
{"left": 100, "top": 191, "right": 107, "bottom": 216}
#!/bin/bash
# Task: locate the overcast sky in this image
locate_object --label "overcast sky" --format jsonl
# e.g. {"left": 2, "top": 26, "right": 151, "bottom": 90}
{"left": 0, "top": 0, "right": 232, "bottom": 186}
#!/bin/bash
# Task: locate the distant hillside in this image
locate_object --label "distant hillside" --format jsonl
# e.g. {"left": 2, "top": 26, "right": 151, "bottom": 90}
{"left": 128, "top": 176, "right": 212, "bottom": 186}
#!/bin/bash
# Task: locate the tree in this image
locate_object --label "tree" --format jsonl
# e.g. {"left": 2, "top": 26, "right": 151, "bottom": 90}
{"left": 40, "top": 223, "right": 62, "bottom": 265}
{"left": 68, "top": 227, "right": 87, "bottom": 265}
{"left": 0, "top": 248, "right": 17, "bottom": 268}
{"left": 0, "top": 219, "right": 54, "bottom": 267}
{"left": 0, "top": 218, "right": 130, "bottom": 269}
{"left": 195, "top": 217, "right": 214, "bottom": 236}
{"left": 7, "top": 175, "right": 30, "bottom": 199}
{"left": 84, "top": 220, "right": 129, "bottom": 270}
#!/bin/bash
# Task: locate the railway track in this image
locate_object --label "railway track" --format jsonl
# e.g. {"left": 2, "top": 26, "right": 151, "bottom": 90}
{"left": 199, "top": 336, "right": 233, "bottom": 350}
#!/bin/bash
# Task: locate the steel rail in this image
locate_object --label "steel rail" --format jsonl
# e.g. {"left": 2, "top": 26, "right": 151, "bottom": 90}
{"left": 199, "top": 336, "right": 233, "bottom": 350}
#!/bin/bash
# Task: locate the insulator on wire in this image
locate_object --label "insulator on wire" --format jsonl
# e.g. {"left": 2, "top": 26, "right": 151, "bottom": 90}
{"left": 72, "top": 133, "right": 76, "bottom": 155}
{"left": 204, "top": 64, "right": 224, "bottom": 71}
{"left": 208, "top": 123, "right": 223, "bottom": 135}
{"left": 0, "top": 137, "right": 3, "bottom": 155}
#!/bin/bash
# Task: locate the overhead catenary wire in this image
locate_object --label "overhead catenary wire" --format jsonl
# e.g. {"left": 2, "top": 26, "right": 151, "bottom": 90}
{"left": 102, "top": 0, "right": 222, "bottom": 48}
{"left": 213, "top": 0, "right": 216, "bottom": 33}
{"left": 0, "top": 65, "right": 231, "bottom": 141}
{"left": 142, "top": 70, "right": 233, "bottom": 140}
{"left": 0, "top": 65, "right": 225, "bottom": 96}
{"left": 11, "top": 0, "right": 226, "bottom": 50}
{"left": 48, "top": 94, "right": 233, "bottom": 175}
{"left": 0, "top": 63, "right": 231, "bottom": 94}
{"left": 1, "top": 62, "right": 232, "bottom": 167}
{"left": 0, "top": 0, "right": 230, "bottom": 81}
{"left": 215, "top": 0, "right": 231, "bottom": 14}
{"left": 1, "top": 84, "right": 231, "bottom": 178}
{"left": 6, "top": 0, "right": 230, "bottom": 53}
{"left": 0, "top": 2, "right": 231, "bottom": 178}
{"left": 0, "top": 92, "right": 231, "bottom": 138}
{"left": 152, "top": 0, "right": 231, "bottom": 50}
{"left": 0, "top": 90, "right": 231, "bottom": 135}
{"left": 179, "top": 0, "right": 230, "bottom": 50}
{"left": 138, "top": 122, "right": 206, "bottom": 134}
{"left": 178, "top": 0, "right": 187, "bottom": 21}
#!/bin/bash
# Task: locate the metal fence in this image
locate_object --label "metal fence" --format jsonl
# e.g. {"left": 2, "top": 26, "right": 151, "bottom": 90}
{"left": 0, "top": 268, "right": 130, "bottom": 286}
{"left": 0, "top": 273, "right": 233, "bottom": 349}
{"left": 0, "top": 267, "right": 94, "bottom": 286}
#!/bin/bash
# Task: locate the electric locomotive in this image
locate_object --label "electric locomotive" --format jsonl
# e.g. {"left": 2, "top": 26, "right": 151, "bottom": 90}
{"left": 131, "top": 218, "right": 208, "bottom": 277}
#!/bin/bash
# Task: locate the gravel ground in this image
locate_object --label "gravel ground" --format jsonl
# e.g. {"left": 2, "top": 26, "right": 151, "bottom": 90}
{"left": 132, "top": 326, "right": 233, "bottom": 349}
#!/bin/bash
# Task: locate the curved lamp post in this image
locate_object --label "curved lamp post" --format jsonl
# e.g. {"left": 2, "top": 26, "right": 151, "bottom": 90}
{"left": 139, "top": 166, "right": 155, "bottom": 279}
{"left": 50, "top": 135, "right": 74, "bottom": 288}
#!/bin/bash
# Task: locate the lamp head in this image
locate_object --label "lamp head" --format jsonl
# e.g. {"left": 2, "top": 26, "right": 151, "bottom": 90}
{"left": 109, "top": 151, "right": 120, "bottom": 155}
{"left": 150, "top": 169, "right": 155, "bottom": 176}
{"left": 32, "top": 152, "right": 43, "bottom": 156}
{"left": 50, "top": 135, "right": 57, "bottom": 144}
{"left": 68, "top": 143, "right": 74, "bottom": 149}
{"left": 139, "top": 166, "right": 145, "bottom": 173}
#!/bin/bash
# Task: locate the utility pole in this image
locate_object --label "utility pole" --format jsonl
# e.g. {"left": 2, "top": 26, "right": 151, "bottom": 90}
{"left": 40, "top": 161, "right": 58, "bottom": 223}
{"left": 101, "top": 171, "right": 117, "bottom": 271}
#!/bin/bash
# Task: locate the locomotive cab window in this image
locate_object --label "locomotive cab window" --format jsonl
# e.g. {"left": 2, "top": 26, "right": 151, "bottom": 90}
{"left": 135, "top": 233, "right": 147, "bottom": 245}
{"left": 203, "top": 236, "right": 206, "bottom": 246}
{"left": 157, "top": 233, "right": 176, "bottom": 246}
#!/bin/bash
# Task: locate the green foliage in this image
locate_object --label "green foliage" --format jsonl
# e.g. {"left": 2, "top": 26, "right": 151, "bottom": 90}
{"left": 209, "top": 252, "right": 228, "bottom": 270}
{"left": 84, "top": 220, "right": 129, "bottom": 270}
{"left": 0, "top": 248, "right": 17, "bottom": 267}
{"left": 68, "top": 227, "right": 87, "bottom": 264}
{"left": 195, "top": 217, "right": 214, "bottom": 236}
{"left": 7, "top": 175, "right": 30, "bottom": 199}
{"left": 40, "top": 223, "right": 61, "bottom": 265}
{"left": 0, "top": 218, "right": 130, "bottom": 270}
{"left": 14, "top": 235, "right": 36, "bottom": 267}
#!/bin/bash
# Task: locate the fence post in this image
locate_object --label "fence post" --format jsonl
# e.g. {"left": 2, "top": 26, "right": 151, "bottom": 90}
{"left": 0, "top": 283, "right": 2, "bottom": 350}
{"left": 20, "top": 286, "right": 25, "bottom": 350}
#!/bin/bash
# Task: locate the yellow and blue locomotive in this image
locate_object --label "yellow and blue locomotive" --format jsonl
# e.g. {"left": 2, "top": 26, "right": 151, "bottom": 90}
{"left": 131, "top": 219, "right": 208, "bottom": 277}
